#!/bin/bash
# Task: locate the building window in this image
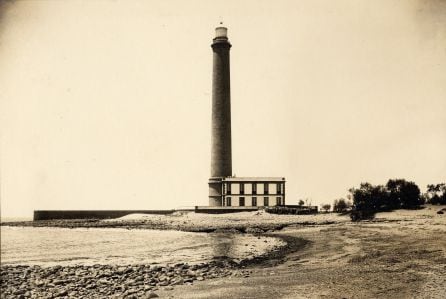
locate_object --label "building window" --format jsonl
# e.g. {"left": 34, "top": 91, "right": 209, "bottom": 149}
{"left": 227, "top": 183, "right": 231, "bottom": 195}
{"left": 252, "top": 183, "right": 257, "bottom": 195}
{"left": 276, "top": 197, "right": 281, "bottom": 206}
{"left": 240, "top": 183, "right": 244, "bottom": 195}
{"left": 264, "top": 197, "right": 269, "bottom": 206}
{"left": 277, "top": 183, "right": 282, "bottom": 194}
{"left": 226, "top": 197, "right": 231, "bottom": 206}
{"left": 239, "top": 197, "right": 245, "bottom": 206}
{"left": 252, "top": 197, "right": 257, "bottom": 206}
{"left": 264, "top": 183, "right": 269, "bottom": 195}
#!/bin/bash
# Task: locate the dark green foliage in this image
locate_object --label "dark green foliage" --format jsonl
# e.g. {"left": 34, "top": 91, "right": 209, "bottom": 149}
{"left": 425, "top": 183, "right": 446, "bottom": 205}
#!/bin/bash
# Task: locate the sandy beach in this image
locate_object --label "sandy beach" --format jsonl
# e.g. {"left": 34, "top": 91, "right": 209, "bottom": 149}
{"left": 155, "top": 206, "right": 446, "bottom": 299}
{"left": 1, "top": 206, "right": 446, "bottom": 298}
{"left": 1, "top": 210, "right": 350, "bottom": 232}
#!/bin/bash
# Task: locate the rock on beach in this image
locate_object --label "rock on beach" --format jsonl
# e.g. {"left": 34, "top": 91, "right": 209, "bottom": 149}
{"left": 0, "top": 262, "right": 233, "bottom": 299}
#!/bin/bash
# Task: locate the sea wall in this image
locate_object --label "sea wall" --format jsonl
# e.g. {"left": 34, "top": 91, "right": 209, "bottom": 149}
{"left": 33, "top": 210, "right": 174, "bottom": 221}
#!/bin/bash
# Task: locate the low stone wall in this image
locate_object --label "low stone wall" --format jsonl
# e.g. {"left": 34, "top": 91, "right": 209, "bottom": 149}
{"left": 265, "top": 206, "right": 319, "bottom": 215}
{"left": 33, "top": 210, "right": 174, "bottom": 221}
{"left": 194, "top": 206, "right": 259, "bottom": 214}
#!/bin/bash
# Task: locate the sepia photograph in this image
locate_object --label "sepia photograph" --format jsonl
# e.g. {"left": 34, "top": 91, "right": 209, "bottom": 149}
{"left": 1, "top": 0, "right": 445, "bottom": 298}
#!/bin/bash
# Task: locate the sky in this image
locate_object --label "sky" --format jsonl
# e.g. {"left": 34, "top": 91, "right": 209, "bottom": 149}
{"left": 1, "top": 0, "right": 445, "bottom": 217}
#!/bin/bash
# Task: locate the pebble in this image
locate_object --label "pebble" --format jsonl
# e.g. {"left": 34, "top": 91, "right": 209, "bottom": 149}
{"left": 146, "top": 291, "right": 159, "bottom": 298}
{"left": 0, "top": 261, "right": 236, "bottom": 298}
{"left": 57, "top": 290, "right": 68, "bottom": 296}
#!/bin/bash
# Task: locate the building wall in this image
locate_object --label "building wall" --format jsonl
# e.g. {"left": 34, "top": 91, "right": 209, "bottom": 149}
{"left": 209, "top": 177, "right": 286, "bottom": 207}
{"left": 223, "top": 195, "right": 284, "bottom": 207}
{"left": 223, "top": 182, "right": 284, "bottom": 195}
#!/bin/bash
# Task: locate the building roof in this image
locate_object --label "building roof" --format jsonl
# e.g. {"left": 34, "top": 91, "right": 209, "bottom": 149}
{"left": 222, "top": 177, "right": 285, "bottom": 182}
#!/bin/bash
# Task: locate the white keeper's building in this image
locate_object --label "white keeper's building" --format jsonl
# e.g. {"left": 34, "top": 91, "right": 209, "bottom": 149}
{"left": 220, "top": 177, "right": 286, "bottom": 207}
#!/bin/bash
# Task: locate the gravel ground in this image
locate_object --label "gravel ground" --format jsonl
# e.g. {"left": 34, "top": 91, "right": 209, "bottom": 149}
{"left": 0, "top": 262, "right": 234, "bottom": 299}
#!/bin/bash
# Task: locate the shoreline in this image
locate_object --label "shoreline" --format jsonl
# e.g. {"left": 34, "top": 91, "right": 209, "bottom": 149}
{"left": 154, "top": 207, "right": 446, "bottom": 298}
{"left": 0, "top": 210, "right": 349, "bottom": 233}
{"left": 1, "top": 230, "right": 308, "bottom": 299}
{"left": 2, "top": 207, "right": 445, "bottom": 298}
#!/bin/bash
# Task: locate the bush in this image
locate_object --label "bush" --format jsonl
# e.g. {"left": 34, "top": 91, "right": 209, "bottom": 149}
{"left": 425, "top": 184, "right": 446, "bottom": 205}
{"left": 350, "top": 209, "right": 376, "bottom": 221}
{"left": 333, "top": 198, "right": 350, "bottom": 213}
{"left": 349, "top": 183, "right": 388, "bottom": 212}
{"left": 321, "top": 204, "right": 331, "bottom": 213}
{"left": 347, "top": 179, "right": 446, "bottom": 221}
{"left": 386, "top": 179, "right": 422, "bottom": 209}
{"left": 348, "top": 183, "right": 385, "bottom": 221}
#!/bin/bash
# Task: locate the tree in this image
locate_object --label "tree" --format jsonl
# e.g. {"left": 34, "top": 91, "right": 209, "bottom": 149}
{"left": 333, "top": 198, "right": 350, "bottom": 213}
{"left": 349, "top": 183, "right": 388, "bottom": 212}
{"left": 426, "top": 183, "right": 446, "bottom": 205}
{"left": 386, "top": 179, "right": 421, "bottom": 209}
{"left": 321, "top": 204, "right": 331, "bottom": 213}
{"left": 348, "top": 179, "right": 428, "bottom": 221}
{"left": 298, "top": 199, "right": 305, "bottom": 207}
{"left": 349, "top": 183, "right": 388, "bottom": 220}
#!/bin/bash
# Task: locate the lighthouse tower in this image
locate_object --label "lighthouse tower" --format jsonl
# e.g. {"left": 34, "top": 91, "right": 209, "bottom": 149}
{"left": 208, "top": 26, "right": 232, "bottom": 206}
{"left": 205, "top": 26, "right": 286, "bottom": 209}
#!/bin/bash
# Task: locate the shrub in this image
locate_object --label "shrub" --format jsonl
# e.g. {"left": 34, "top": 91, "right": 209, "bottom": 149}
{"left": 349, "top": 183, "right": 388, "bottom": 212}
{"left": 350, "top": 209, "right": 376, "bottom": 221}
{"left": 425, "top": 183, "right": 446, "bottom": 205}
{"left": 333, "top": 198, "right": 350, "bottom": 213}
{"left": 386, "top": 179, "right": 422, "bottom": 209}
{"left": 321, "top": 204, "right": 331, "bottom": 213}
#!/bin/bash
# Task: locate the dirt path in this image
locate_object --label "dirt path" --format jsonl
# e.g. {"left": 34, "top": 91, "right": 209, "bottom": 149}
{"left": 157, "top": 219, "right": 446, "bottom": 299}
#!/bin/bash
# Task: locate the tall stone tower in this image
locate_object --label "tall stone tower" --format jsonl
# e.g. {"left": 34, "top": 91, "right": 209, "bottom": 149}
{"left": 208, "top": 26, "right": 232, "bottom": 206}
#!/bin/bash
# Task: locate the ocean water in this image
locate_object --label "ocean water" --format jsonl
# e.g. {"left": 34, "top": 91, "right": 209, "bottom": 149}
{"left": 0, "top": 226, "right": 284, "bottom": 267}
